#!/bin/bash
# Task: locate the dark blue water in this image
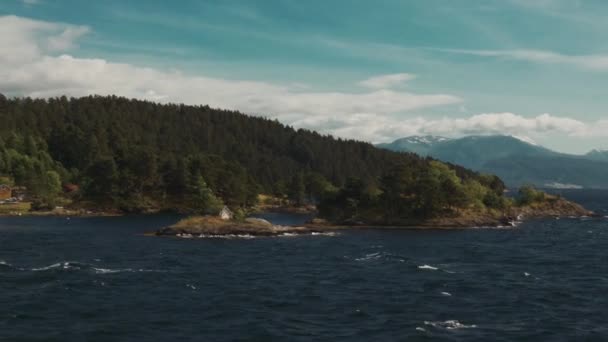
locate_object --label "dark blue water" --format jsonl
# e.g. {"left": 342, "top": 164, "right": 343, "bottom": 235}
{"left": 1, "top": 192, "right": 607, "bottom": 341}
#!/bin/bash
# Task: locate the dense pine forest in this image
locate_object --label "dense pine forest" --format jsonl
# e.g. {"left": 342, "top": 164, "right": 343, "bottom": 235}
{"left": 0, "top": 94, "right": 508, "bottom": 219}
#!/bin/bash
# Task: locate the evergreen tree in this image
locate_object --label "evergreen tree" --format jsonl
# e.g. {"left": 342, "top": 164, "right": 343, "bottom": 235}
{"left": 191, "top": 176, "right": 223, "bottom": 214}
{"left": 287, "top": 173, "right": 306, "bottom": 206}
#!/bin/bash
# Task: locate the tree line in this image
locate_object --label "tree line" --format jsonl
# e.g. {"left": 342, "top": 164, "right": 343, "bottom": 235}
{"left": 0, "top": 94, "right": 506, "bottom": 217}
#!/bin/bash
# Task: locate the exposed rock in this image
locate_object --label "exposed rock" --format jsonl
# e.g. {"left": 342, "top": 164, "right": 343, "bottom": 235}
{"left": 511, "top": 196, "right": 594, "bottom": 219}
{"left": 156, "top": 216, "right": 325, "bottom": 237}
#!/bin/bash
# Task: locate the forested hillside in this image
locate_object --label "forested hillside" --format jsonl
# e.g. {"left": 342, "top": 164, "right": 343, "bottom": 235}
{"left": 0, "top": 94, "right": 505, "bottom": 216}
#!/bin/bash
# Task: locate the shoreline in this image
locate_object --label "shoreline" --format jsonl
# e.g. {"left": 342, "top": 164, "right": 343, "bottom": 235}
{"left": 2, "top": 196, "right": 597, "bottom": 235}
{"left": 154, "top": 213, "right": 602, "bottom": 239}
{"left": 0, "top": 208, "right": 127, "bottom": 218}
{"left": 154, "top": 206, "right": 598, "bottom": 238}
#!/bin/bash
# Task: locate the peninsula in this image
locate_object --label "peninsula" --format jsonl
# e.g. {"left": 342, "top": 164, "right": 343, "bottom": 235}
{"left": 0, "top": 95, "right": 594, "bottom": 229}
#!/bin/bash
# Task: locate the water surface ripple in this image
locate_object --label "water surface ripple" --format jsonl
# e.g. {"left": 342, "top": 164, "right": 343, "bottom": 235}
{"left": 1, "top": 191, "right": 608, "bottom": 341}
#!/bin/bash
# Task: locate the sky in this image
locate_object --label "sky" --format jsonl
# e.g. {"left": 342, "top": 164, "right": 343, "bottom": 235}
{"left": 1, "top": 0, "right": 607, "bottom": 154}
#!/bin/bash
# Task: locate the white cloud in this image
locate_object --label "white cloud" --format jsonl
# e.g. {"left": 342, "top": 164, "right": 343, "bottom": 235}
{"left": 46, "top": 26, "right": 90, "bottom": 51}
{"left": 440, "top": 48, "right": 608, "bottom": 71}
{"left": 1, "top": 15, "right": 605, "bottom": 146}
{"left": 294, "top": 112, "right": 608, "bottom": 144}
{"left": 0, "top": 15, "right": 89, "bottom": 64}
{"left": 358, "top": 73, "right": 416, "bottom": 89}
{"left": 0, "top": 15, "right": 460, "bottom": 135}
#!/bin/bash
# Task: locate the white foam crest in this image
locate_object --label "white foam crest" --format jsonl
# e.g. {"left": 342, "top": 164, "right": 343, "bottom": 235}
{"left": 196, "top": 234, "right": 256, "bottom": 239}
{"left": 441, "top": 292, "right": 452, "bottom": 296}
{"left": 355, "top": 252, "right": 383, "bottom": 262}
{"left": 93, "top": 268, "right": 122, "bottom": 274}
{"left": 418, "top": 265, "right": 438, "bottom": 271}
{"left": 32, "top": 262, "right": 63, "bottom": 271}
{"left": 424, "top": 320, "right": 477, "bottom": 330}
{"left": 28, "top": 261, "right": 165, "bottom": 274}
{"left": 182, "top": 232, "right": 338, "bottom": 239}
{"left": 176, "top": 233, "right": 194, "bottom": 239}
{"left": 32, "top": 261, "right": 89, "bottom": 271}
{"left": 93, "top": 267, "right": 166, "bottom": 274}
{"left": 311, "top": 232, "right": 338, "bottom": 236}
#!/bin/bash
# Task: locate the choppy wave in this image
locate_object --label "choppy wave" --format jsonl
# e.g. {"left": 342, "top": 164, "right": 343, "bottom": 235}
{"left": 355, "top": 252, "right": 383, "bottom": 262}
{"left": 92, "top": 267, "right": 166, "bottom": 274}
{"left": 32, "top": 262, "right": 66, "bottom": 271}
{"left": 178, "top": 233, "right": 257, "bottom": 239}
{"left": 424, "top": 320, "right": 477, "bottom": 330}
{"left": 279, "top": 233, "right": 299, "bottom": 237}
{"left": 311, "top": 232, "right": 338, "bottom": 236}
{"left": 418, "top": 264, "right": 439, "bottom": 271}
{"left": 176, "top": 232, "right": 338, "bottom": 239}
{"left": 0, "top": 260, "right": 15, "bottom": 270}
{"left": 353, "top": 251, "right": 407, "bottom": 263}
{"left": 2, "top": 261, "right": 165, "bottom": 274}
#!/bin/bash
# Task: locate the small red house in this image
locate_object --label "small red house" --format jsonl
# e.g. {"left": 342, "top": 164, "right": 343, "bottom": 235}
{"left": 0, "top": 185, "right": 11, "bottom": 200}
{"left": 63, "top": 183, "right": 79, "bottom": 193}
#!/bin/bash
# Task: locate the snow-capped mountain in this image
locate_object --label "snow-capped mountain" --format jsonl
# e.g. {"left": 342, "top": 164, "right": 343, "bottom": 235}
{"left": 376, "top": 135, "right": 608, "bottom": 189}
{"left": 586, "top": 149, "right": 608, "bottom": 162}
{"left": 375, "top": 135, "right": 450, "bottom": 156}
{"left": 509, "top": 135, "right": 538, "bottom": 146}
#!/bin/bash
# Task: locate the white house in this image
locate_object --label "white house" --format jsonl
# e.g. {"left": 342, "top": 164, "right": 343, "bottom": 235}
{"left": 219, "top": 206, "right": 233, "bottom": 220}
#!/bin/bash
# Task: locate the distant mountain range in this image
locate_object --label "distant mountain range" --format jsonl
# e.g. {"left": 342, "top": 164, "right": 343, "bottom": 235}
{"left": 585, "top": 149, "right": 608, "bottom": 162}
{"left": 376, "top": 135, "right": 608, "bottom": 189}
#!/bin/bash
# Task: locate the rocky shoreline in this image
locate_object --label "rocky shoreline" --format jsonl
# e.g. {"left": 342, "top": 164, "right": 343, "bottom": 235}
{"left": 305, "top": 196, "right": 596, "bottom": 230}
{"left": 155, "top": 216, "right": 325, "bottom": 238}
{"left": 0, "top": 207, "right": 123, "bottom": 218}
{"left": 154, "top": 197, "right": 597, "bottom": 238}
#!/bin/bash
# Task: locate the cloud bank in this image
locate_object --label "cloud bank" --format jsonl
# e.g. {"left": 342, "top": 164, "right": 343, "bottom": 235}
{"left": 1, "top": 15, "right": 606, "bottom": 145}
{"left": 440, "top": 48, "right": 608, "bottom": 71}
{"left": 358, "top": 73, "right": 416, "bottom": 89}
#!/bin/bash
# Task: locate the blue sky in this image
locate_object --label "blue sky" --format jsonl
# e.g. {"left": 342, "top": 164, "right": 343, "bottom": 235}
{"left": 1, "top": 0, "right": 607, "bottom": 153}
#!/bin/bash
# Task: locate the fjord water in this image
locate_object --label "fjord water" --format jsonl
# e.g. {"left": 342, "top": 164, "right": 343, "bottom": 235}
{"left": 1, "top": 192, "right": 607, "bottom": 341}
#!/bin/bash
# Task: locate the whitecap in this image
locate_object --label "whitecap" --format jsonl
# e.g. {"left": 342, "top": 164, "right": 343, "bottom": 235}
{"left": 93, "top": 267, "right": 166, "bottom": 274}
{"left": 311, "top": 232, "right": 338, "bottom": 236}
{"left": 197, "top": 234, "right": 256, "bottom": 239}
{"left": 32, "top": 262, "right": 63, "bottom": 271}
{"left": 29, "top": 261, "right": 164, "bottom": 274}
{"left": 34, "top": 261, "right": 88, "bottom": 271}
{"left": 355, "top": 252, "right": 383, "bottom": 262}
{"left": 93, "top": 268, "right": 122, "bottom": 274}
{"left": 418, "top": 265, "right": 438, "bottom": 271}
{"left": 186, "top": 284, "right": 197, "bottom": 290}
{"left": 424, "top": 320, "right": 477, "bottom": 330}
{"left": 415, "top": 327, "right": 426, "bottom": 332}
{"left": 441, "top": 292, "right": 452, "bottom": 296}
{"left": 524, "top": 272, "right": 531, "bottom": 277}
